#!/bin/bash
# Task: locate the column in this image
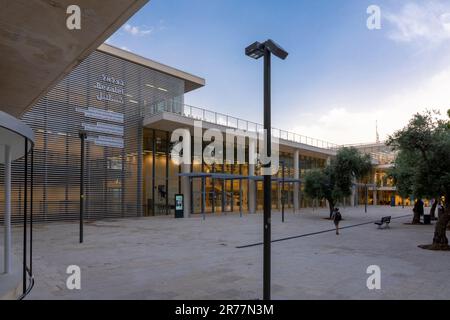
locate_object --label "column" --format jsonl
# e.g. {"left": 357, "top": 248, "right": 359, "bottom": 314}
{"left": 373, "top": 189, "right": 377, "bottom": 206}
{"left": 181, "top": 163, "right": 191, "bottom": 218}
{"left": 248, "top": 138, "right": 256, "bottom": 213}
{"left": 293, "top": 149, "right": 300, "bottom": 211}
{"left": 373, "top": 172, "right": 378, "bottom": 206}
{"left": 4, "top": 145, "right": 11, "bottom": 273}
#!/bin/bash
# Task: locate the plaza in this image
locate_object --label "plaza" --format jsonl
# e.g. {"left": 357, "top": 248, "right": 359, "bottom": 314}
{"left": 8, "top": 206, "right": 449, "bottom": 300}
{"left": 2, "top": 0, "right": 450, "bottom": 304}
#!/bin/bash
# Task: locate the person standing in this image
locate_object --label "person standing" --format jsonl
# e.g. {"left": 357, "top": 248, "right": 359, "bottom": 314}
{"left": 417, "top": 199, "right": 424, "bottom": 217}
{"left": 331, "top": 207, "right": 342, "bottom": 235}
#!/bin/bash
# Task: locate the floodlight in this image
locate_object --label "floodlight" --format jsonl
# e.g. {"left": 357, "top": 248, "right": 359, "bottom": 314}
{"left": 245, "top": 40, "right": 289, "bottom": 61}
{"left": 264, "top": 39, "right": 289, "bottom": 60}
{"left": 245, "top": 41, "right": 265, "bottom": 59}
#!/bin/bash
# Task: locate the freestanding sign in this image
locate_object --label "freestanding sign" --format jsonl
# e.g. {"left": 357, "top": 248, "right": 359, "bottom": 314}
{"left": 175, "top": 194, "right": 184, "bottom": 218}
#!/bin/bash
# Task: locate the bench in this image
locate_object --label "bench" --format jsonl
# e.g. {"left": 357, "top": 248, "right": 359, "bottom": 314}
{"left": 374, "top": 216, "right": 391, "bottom": 229}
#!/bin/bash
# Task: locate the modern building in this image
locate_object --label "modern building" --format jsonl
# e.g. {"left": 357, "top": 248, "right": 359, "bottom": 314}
{"left": 350, "top": 142, "right": 407, "bottom": 206}
{"left": 1, "top": 1, "right": 151, "bottom": 299}
{"left": 0, "top": 44, "right": 339, "bottom": 222}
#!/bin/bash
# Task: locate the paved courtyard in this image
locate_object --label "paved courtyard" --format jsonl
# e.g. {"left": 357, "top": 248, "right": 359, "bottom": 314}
{"left": 8, "top": 206, "right": 450, "bottom": 300}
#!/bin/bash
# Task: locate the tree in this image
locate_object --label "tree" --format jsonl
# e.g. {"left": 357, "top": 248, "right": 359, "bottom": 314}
{"left": 387, "top": 151, "right": 418, "bottom": 222}
{"left": 387, "top": 110, "right": 450, "bottom": 250}
{"left": 304, "top": 147, "right": 372, "bottom": 218}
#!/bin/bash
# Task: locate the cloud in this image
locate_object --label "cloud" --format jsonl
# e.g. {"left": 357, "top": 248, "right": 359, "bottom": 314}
{"left": 120, "top": 46, "right": 132, "bottom": 52}
{"left": 385, "top": 1, "right": 450, "bottom": 44}
{"left": 291, "top": 65, "right": 450, "bottom": 145}
{"left": 123, "top": 23, "right": 153, "bottom": 36}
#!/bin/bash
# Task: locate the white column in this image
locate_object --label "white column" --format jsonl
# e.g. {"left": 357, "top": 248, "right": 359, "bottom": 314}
{"left": 248, "top": 138, "right": 256, "bottom": 214}
{"left": 181, "top": 164, "right": 191, "bottom": 218}
{"left": 373, "top": 172, "right": 377, "bottom": 206}
{"left": 293, "top": 150, "right": 300, "bottom": 211}
{"left": 4, "top": 145, "right": 11, "bottom": 274}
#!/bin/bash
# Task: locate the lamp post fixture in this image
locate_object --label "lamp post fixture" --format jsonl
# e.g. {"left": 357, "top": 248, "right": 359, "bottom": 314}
{"left": 78, "top": 129, "right": 87, "bottom": 243}
{"left": 245, "top": 39, "right": 288, "bottom": 301}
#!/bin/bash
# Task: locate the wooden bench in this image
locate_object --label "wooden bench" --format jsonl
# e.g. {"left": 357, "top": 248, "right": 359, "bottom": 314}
{"left": 374, "top": 216, "right": 391, "bottom": 229}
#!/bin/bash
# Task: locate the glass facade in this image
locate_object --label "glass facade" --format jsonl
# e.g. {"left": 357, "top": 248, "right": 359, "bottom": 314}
{"left": 0, "top": 48, "right": 332, "bottom": 223}
{"left": 352, "top": 143, "right": 405, "bottom": 206}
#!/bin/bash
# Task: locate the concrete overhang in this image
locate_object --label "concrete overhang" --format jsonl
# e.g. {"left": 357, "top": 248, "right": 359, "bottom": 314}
{"left": 98, "top": 44, "right": 205, "bottom": 93}
{"left": 0, "top": 0, "right": 149, "bottom": 118}
{"left": 143, "top": 112, "right": 335, "bottom": 159}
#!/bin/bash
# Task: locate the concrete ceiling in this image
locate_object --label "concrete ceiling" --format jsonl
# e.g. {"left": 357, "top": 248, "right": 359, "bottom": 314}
{"left": 0, "top": 0, "right": 149, "bottom": 118}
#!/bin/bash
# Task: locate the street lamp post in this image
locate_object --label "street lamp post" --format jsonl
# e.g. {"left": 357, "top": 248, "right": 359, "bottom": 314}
{"left": 79, "top": 130, "right": 87, "bottom": 244}
{"left": 281, "top": 160, "right": 285, "bottom": 223}
{"left": 246, "top": 39, "right": 288, "bottom": 301}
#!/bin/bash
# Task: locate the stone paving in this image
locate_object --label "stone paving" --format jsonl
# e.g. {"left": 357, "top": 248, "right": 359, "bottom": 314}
{"left": 6, "top": 205, "right": 450, "bottom": 300}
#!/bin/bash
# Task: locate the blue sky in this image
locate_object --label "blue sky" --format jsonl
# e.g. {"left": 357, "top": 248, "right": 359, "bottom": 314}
{"left": 107, "top": 0, "right": 450, "bottom": 144}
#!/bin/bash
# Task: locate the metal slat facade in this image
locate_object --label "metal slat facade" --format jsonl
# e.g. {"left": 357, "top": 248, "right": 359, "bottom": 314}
{"left": 0, "top": 50, "right": 184, "bottom": 223}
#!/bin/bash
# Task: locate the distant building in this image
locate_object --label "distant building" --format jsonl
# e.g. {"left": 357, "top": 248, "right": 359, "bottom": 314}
{"left": 348, "top": 142, "right": 408, "bottom": 206}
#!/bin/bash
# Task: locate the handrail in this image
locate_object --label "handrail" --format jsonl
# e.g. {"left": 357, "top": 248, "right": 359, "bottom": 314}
{"left": 144, "top": 101, "right": 339, "bottom": 150}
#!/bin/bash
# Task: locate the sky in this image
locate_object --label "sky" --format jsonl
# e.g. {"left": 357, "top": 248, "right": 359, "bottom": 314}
{"left": 107, "top": 0, "right": 450, "bottom": 145}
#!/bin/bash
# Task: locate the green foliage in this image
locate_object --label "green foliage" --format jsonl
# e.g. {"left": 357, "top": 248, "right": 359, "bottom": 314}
{"left": 304, "top": 169, "right": 329, "bottom": 201}
{"left": 387, "top": 151, "right": 414, "bottom": 199}
{"left": 448, "top": 109, "right": 450, "bottom": 129}
{"left": 387, "top": 110, "right": 450, "bottom": 200}
{"left": 304, "top": 147, "right": 372, "bottom": 208}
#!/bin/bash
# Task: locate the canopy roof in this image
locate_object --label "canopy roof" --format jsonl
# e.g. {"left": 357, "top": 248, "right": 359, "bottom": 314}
{"left": 0, "top": 0, "right": 148, "bottom": 117}
{"left": 0, "top": 111, "right": 34, "bottom": 163}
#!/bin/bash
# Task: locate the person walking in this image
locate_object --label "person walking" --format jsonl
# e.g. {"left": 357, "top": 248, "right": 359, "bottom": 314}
{"left": 331, "top": 207, "right": 342, "bottom": 235}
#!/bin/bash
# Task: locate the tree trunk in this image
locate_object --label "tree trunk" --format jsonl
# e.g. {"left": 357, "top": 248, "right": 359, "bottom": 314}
{"left": 328, "top": 199, "right": 334, "bottom": 219}
{"left": 412, "top": 208, "right": 421, "bottom": 224}
{"left": 420, "top": 202, "right": 450, "bottom": 250}
{"left": 430, "top": 200, "right": 438, "bottom": 220}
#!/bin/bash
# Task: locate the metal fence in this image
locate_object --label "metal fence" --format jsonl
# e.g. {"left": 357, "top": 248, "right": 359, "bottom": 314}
{"left": 144, "top": 101, "right": 339, "bottom": 150}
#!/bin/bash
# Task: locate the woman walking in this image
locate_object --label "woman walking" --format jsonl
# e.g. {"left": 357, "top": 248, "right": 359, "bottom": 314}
{"left": 331, "top": 207, "right": 342, "bottom": 235}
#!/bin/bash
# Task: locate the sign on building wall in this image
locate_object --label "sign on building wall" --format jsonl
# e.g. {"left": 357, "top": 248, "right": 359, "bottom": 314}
{"left": 87, "top": 135, "right": 124, "bottom": 149}
{"left": 76, "top": 107, "right": 124, "bottom": 124}
{"left": 95, "top": 74, "right": 126, "bottom": 104}
{"left": 82, "top": 122, "right": 124, "bottom": 136}
{"left": 76, "top": 74, "right": 127, "bottom": 149}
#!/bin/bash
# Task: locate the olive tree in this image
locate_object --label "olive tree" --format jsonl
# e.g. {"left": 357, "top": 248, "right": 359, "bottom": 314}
{"left": 387, "top": 151, "right": 418, "bottom": 222}
{"left": 387, "top": 111, "right": 450, "bottom": 250}
{"left": 304, "top": 147, "right": 372, "bottom": 218}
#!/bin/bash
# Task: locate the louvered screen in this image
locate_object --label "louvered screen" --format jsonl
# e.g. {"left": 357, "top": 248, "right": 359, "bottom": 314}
{"left": 0, "top": 50, "right": 185, "bottom": 223}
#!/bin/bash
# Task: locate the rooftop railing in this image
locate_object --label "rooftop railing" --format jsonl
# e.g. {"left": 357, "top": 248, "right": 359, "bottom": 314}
{"left": 144, "top": 100, "right": 339, "bottom": 150}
